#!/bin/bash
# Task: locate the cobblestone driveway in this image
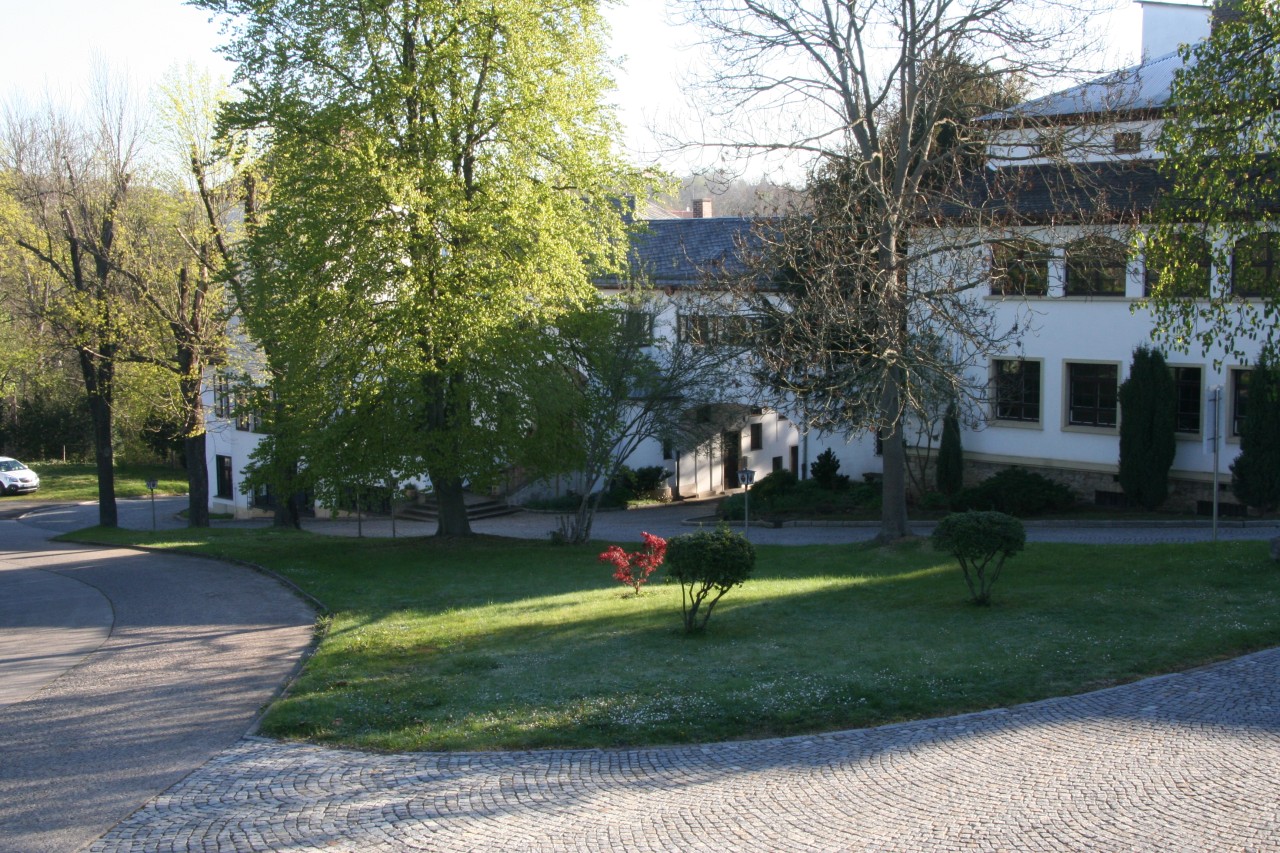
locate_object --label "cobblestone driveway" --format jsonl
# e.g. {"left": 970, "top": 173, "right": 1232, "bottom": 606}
{"left": 93, "top": 649, "right": 1280, "bottom": 852}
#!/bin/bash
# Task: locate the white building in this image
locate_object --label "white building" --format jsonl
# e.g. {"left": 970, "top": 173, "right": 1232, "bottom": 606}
{"left": 205, "top": 0, "right": 1260, "bottom": 518}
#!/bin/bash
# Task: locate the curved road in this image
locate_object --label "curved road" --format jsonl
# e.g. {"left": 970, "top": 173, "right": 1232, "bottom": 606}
{"left": 0, "top": 505, "right": 315, "bottom": 853}
{"left": 3, "top": 498, "right": 1279, "bottom": 851}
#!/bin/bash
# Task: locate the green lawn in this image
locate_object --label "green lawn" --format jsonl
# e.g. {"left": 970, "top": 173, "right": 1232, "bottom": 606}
{"left": 65, "top": 526, "right": 1280, "bottom": 752}
{"left": 16, "top": 462, "right": 188, "bottom": 501}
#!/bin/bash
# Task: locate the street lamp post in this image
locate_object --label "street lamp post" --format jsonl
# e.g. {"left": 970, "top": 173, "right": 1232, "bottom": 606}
{"left": 739, "top": 468, "right": 756, "bottom": 537}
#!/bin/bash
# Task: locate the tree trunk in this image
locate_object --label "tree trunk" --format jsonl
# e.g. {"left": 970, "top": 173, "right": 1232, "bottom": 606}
{"left": 186, "top": 431, "right": 209, "bottom": 528}
{"left": 273, "top": 456, "right": 302, "bottom": 529}
{"left": 878, "top": 367, "right": 912, "bottom": 542}
{"left": 433, "top": 474, "right": 472, "bottom": 537}
{"left": 80, "top": 350, "right": 117, "bottom": 528}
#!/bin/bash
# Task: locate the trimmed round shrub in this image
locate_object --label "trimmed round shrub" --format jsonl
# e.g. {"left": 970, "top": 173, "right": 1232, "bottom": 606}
{"left": 664, "top": 525, "right": 756, "bottom": 632}
{"left": 931, "top": 511, "right": 1025, "bottom": 605}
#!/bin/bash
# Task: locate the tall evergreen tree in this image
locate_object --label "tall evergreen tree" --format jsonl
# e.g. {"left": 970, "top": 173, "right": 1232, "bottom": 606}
{"left": 936, "top": 402, "right": 964, "bottom": 500}
{"left": 1230, "top": 346, "right": 1280, "bottom": 513}
{"left": 1118, "top": 345, "right": 1176, "bottom": 510}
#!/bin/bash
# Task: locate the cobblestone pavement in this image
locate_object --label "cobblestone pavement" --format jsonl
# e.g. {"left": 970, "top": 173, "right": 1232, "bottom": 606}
{"left": 91, "top": 649, "right": 1280, "bottom": 852}
{"left": 13, "top": 499, "right": 1280, "bottom": 851}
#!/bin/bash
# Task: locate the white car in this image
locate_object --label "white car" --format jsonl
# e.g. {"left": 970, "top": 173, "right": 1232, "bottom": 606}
{"left": 0, "top": 457, "right": 40, "bottom": 495}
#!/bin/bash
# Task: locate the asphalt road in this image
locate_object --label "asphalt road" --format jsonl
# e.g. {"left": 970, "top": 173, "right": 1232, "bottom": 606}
{"left": 0, "top": 506, "right": 315, "bottom": 853}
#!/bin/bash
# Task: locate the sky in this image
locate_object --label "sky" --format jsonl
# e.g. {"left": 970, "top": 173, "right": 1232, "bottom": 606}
{"left": 0, "top": 0, "right": 1172, "bottom": 179}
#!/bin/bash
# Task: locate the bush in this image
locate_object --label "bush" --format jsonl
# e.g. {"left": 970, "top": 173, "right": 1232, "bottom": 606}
{"left": 664, "top": 524, "right": 756, "bottom": 632}
{"left": 1118, "top": 345, "right": 1176, "bottom": 510}
{"left": 748, "top": 468, "right": 797, "bottom": 503}
{"left": 936, "top": 404, "right": 964, "bottom": 498}
{"left": 811, "top": 448, "right": 841, "bottom": 490}
{"left": 955, "top": 467, "right": 1075, "bottom": 517}
{"left": 930, "top": 511, "right": 1025, "bottom": 605}
{"left": 1231, "top": 346, "right": 1280, "bottom": 513}
{"left": 632, "top": 466, "right": 670, "bottom": 494}
{"left": 599, "top": 531, "right": 667, "bottom": 596}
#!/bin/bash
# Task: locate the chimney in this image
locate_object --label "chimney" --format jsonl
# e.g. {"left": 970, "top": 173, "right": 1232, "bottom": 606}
{"left": 1138, "top": 0, "right": 1211, "bottom": 59}
{"left": 691, "top": 198, "right": 713, "bottom": 219}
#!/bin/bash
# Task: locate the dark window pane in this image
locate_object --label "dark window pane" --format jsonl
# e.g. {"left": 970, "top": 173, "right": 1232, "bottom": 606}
{"left": 1068, "top": 363, "right": 1118, "bottom": 427}
{"left": 1065, "top": 238, "right": 1128, "bottom": 297}
{"left": 993, "top": 359, "right": 1041, "bottom": 422}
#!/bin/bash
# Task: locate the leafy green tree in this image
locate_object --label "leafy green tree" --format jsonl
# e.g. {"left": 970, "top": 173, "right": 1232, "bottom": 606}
{"left": 551, "top": 289, "right": 740, "bottom": 543}
{"left": 1117, "top": 345, "right": 1176, "bottom": 510}
{"left": 197, "top": 0, "right": 647, "bottom": 536}
{"left": 0, "top": 84, "right": 157, "bottom": 526}
{"left": 1145, "top": 0, "right": 1280, "bottom": 359}
{"left": 1230, "top": 346, "right": 1280, "bottom": 513}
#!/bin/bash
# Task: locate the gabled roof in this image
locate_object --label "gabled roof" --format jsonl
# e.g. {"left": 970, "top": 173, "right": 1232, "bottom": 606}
{"left": 983, "top": 49, "right": 1191, "bottom": 123}
{"left": 621, "top": 218, "right": 764, "bottom": 287}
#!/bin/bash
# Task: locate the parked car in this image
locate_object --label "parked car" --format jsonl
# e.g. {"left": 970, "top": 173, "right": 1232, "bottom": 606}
{"left": 0, "top": 457, "right": 40, "bottom": 495}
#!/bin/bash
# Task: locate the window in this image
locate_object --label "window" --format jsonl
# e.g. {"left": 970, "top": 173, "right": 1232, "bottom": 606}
{"left": 772, "top": 455, "right": 784, "bottom": 472}
{"left": 617, "top": 309, "right": 654, "bottom": 343}
{"left": 1113, "top": 131, "right": 1142, "bottom": 154}
{"left": 1232, "top": 233, "right": 1279, "bottom": 298}
{"left": 992, "top": 359, "right": 1041, "bottom": 423}
{"left": 990, "top": 239, "right": 1050, "bottom": 296}
{"left": 1144, "top": 237, "right": 1211, "bottom": 298}
{"left": 235, "top": 397, "right": 253, "bottom": 432}
{"left": 215, "top": 455, "right": 233, "bottom": 500}
{"left": 677, "top": 314, "right": 754, "bottom": 347}
{"left": 1067, "top": 362, "right": 1119, "bottom": 428}
{"left": 750, "top": 422, "right": 764, "bottom": 450}
{"left": 1065, "top": 237, "right": 1128, "bottom": 297}
{"left": 1172, "top": 366, "right": 1202, "bottom": 434}
{"left": 1231, "top": 368, "right": 1252, "bottom": 437}
{"left": 213, "top": 375, "right": 232, "bottom": 419}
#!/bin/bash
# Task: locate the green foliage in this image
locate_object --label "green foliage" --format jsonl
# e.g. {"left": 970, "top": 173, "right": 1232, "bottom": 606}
{"left": 1118, "top": 346, "right": 1177, "bottom": 510}
{"left": 1, "top": 392, "right": 93, "bottom": 461}
{"left": 199, "top": 0, "right": 652, "bottom": 534}
{"left": 1230, "top": 347, "right": 1280, "bottom": 512}
{"left": 632, "top": 466, "right": 670, "bottom": 494}
{"left": 935, "top": 404, "right": 964, "bottom": 498}
{"left": 720, "top": 476, "right": 878, "bottom": 520}
{"left": 1146, "top": 0, "right": 1280, "bottom": 359}
{"left": 930, "top": 511, "right": 1025, "bottom": 605}
{"left": 747, "top": 468, "right": 798, "bottom": 503}
{"left": 955, "top": 467, "right": 1075, "bottom": 517}
{"left": 811, "top": 448, "right": 842, "bottom": 490}
{"left": 664, "top": 524, "right": 756, "bottom": 632}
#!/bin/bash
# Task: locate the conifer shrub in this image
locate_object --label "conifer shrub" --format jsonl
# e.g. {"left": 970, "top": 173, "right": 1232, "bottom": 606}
{"left": 936, "top": 404, "right": 964, "bottom": 499}
{"left": 1231, "top": 347, "right": 1280, "bottom": 512}
{"left": 811, "top": 448, "right": 842, "bottom": 490}
{"left": 1118, "top": 345, "right": 1176, "bottom": 510}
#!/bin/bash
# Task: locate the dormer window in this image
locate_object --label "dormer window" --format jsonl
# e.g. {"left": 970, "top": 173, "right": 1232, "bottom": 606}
{"left": 1113, "top": 131, "right": 1142, "bottom": 154}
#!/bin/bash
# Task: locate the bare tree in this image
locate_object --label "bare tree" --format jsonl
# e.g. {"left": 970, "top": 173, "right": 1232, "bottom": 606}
{"left": 675, "top": 0, "right": 1110, "bottom": 540}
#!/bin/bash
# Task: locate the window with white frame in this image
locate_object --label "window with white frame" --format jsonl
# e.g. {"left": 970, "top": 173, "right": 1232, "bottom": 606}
{"left": 992, "top": 358, "right": 1041, "bottom": 423}
{"left": 1172, "top": 366, "right": 1202, "bottom": 435}
{"left": 990, "top": 239, "right": 1050, "bottom": 296}
{"left": 1232, "top": 233, "right": 1279, "bottom": 298}
{"left": 1064, "top": 237, "right": 1128, "bottom": 297}
{"left": 1066, "top": 362, "right": 1119, "bottom": 428}
{"left": 1231, "top": 367, "right": 1252, "bottom": 437}
{"left": 1144, "top": 237, "right": 1212, "bottom": 298}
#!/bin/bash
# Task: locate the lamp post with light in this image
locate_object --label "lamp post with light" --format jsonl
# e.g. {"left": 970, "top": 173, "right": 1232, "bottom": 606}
{"left": 739, "top": 467, "right": 756, "bottom": 537}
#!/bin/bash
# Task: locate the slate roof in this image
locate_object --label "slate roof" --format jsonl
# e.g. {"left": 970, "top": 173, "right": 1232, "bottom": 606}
{"left": 983, "top": 49, "right": 1192, "bottom": 123}
{"left": 951, "top": 161, "right": 1172, "bottom": 222}
{"left": 619, "top": 217, "right": 765, "bottom": 287}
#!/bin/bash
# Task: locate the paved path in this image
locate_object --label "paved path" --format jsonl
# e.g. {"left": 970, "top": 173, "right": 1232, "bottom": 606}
{"left": 6, "top": 498, "right": 1280, "bottom": 851}
{"left": 0, "top": 515, "right": 315, "bottom": 853}
{"left": 90, "top": 650, "right": 1280, "bottom": 852}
